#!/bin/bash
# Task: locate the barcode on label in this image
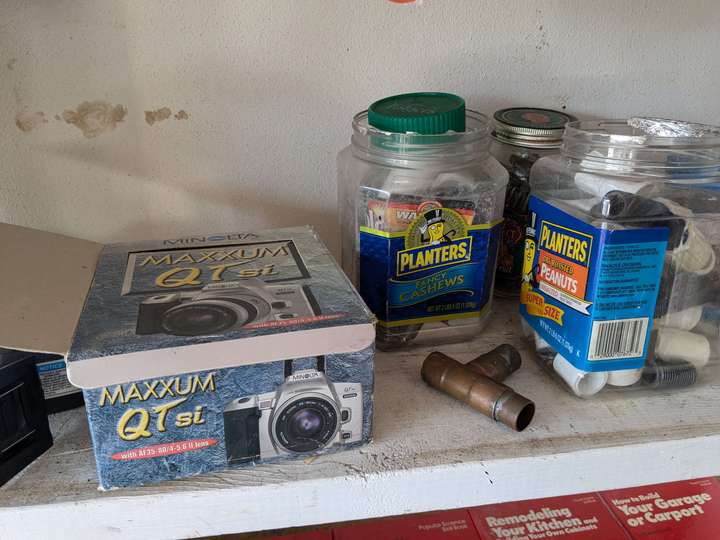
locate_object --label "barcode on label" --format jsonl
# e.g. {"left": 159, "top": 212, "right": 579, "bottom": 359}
{"left": 588, "top": 318, "right": 648, "bottom": 360}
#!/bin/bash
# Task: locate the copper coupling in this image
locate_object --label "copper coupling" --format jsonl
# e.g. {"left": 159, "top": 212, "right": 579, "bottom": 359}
{"left": 421, "top": 344, "right": 535, "bottom": 431}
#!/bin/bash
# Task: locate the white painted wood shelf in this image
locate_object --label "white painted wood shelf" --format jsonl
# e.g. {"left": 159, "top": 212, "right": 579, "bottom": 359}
{"left": 1, "top": 299, "right": 719, "bottom": 539}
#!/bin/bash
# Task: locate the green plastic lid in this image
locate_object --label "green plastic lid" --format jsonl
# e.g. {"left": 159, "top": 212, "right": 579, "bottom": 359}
{"left": 368, "top": 92, "right": 466, "bottom": 134}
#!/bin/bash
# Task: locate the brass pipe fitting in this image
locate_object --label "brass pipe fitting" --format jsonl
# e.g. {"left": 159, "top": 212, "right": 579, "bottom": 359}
{"left": 421, "top": 350, "right": 534, "bottom": 432}
{"left": 466, "top": 344, "right": 522, "bottom": 382}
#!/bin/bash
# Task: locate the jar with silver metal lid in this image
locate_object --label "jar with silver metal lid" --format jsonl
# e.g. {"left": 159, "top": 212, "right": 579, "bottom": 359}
{"left": 490, "top": 107, "right": 577, "bottom": 297}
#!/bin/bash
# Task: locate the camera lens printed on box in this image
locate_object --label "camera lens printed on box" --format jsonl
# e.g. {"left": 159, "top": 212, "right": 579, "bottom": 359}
{"left": 65, "top": 226, "right": 375, "bottom": 489}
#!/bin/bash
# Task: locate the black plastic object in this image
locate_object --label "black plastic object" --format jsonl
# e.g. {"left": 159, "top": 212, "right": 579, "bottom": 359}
{"left": 642, "top": 358, "right": 697, "bottom": 389}
{"left": 223, "top": 398, "right": 261, "bottom": 464}
{"left": 653, "top": 254, "right": 675, "bottom": 319}
{"left": 591, "top": 191, "right": 686, "bottom": 249}
{"left": 0, "top": 349, "right": 53, "bottom": 486}
{"left": 43, "top": 389, "right": 84, "bottom": 414}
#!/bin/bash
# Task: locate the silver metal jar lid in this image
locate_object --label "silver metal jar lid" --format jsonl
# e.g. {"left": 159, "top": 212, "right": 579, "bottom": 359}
{"left": 492, "top": 107, "right": 577, "bottom": 149}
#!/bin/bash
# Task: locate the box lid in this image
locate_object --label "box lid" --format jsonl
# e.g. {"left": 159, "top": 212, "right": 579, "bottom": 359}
{"left": 0, "top": 223, "right": 103, "bottom": 355}
{"left": 65, "top": 226, "right": 374, "bottom": 388}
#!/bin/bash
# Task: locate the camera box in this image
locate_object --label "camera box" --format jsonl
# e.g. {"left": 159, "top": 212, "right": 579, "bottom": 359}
{"left": 0, "top": 223, "right": 375, "bottom": 489}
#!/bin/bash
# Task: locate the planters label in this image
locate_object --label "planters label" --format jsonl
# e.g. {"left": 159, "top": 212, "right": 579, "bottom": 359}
{"left": 520, "top": 196, "right": 668, "bottom": 371}
{"left": 360, "top": 201, "right": 501, "bottom": 327}
{"left": 536, "top": 220, "right": 593, "bottom": 309}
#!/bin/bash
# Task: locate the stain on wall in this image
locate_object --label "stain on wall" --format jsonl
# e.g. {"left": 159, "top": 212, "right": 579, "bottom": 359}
{"left": 145, "top": 107, "right": 190, "bottom": 125}
{"left": 62, "top": 101, "right": 127, "bottom": 138}
{"left": 15, "top": 110, "right": 47, "bottom": 132}
{"left": 144, "top": 107, "right": 172, "bottom": 126}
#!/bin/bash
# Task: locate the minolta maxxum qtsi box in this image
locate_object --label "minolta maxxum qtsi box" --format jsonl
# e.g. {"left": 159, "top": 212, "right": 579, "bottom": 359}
{"left": 0, "top": 224, "right": 374, "bottom": 489}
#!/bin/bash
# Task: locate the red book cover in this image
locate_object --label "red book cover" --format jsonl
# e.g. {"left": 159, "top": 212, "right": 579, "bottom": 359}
{"left": 600, "top": 477, "right": 720, "bottom": 540}
{"left": 469, "top": 493, "right": 629, "bottom": 539}
{"left": 332, "top": 509, "right": 481, "bottom": 540}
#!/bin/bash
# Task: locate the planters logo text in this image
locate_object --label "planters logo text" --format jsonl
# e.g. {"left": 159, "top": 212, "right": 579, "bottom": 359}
{"left": 539, "top": 222, "right": 591, "bottom": 265}
{"left": 397, "top": 208, "right": 472, "bottom": 276}
{"left": 536, "top": 221, "right": 592, "bottom": 299}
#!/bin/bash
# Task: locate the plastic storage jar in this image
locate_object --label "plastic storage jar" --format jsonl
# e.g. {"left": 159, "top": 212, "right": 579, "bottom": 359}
{"left": 338, "top": 93, "right": 508, "bottom": 350}
{"left": 520, "top": 118, "right": 720, "bottom": 398}
{"left": 490, "top": 108, "right": 577, "bottom": 297}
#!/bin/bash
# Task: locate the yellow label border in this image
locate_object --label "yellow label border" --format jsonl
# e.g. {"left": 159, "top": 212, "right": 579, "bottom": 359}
{"left": 359, "top": 219, "right": 503, "bottom": 239}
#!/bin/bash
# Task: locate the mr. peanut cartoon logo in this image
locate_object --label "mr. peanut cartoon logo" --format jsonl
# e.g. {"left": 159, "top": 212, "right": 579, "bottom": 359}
{"left": 420, "top": 208, "right": 453, "bottom": 245}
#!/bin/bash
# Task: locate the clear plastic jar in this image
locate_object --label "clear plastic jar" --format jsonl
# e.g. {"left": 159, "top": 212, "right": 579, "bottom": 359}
{"left": 490, "top": 108, "right": 576, "bottom": 297}
{"left": 338, "top": 93, "right": 508, "bottom": 350}
{"left": 521, "top": 118, "right": 720, "bottom": 397}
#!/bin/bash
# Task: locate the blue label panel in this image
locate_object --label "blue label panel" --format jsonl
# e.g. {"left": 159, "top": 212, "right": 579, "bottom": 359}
{"left": 520, "top": 196, "right": 669, "bottom": 371}
{"left": 36, "top": 360, "right": 66, "bottom": 373}
{"left": 388, "top": 264, "right": 475, "bottom": 307}
{"left": 360, "top": 224, "right": 500, "bottom": 325}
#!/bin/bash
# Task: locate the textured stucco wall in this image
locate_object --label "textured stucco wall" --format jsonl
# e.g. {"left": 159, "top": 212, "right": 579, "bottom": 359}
{"left": 2, "top": 0, "right": 719, "bottom": 255}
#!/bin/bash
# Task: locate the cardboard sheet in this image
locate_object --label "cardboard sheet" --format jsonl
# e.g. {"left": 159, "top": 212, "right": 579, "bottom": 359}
{"left": 0, "top": 223, "right": 102, "bottom": 355}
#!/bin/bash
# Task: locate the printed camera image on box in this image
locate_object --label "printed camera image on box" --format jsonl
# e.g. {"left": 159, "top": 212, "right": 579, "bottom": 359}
{"left": 83, "top": 351, "right": 371, "bottom": 489}
{"left": 223, "top": 357, "right": 363, "bottom": 464}
{"left": 0, "top": 224, "right": 375, "bottom": 489}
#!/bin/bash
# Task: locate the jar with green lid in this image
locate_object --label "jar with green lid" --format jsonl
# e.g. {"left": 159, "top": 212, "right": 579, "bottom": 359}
{"left": 338, "top": 92, "right": 508, "bottom": 350}
{"left": 490, "top": 107, "right": 577, "bottom": 297}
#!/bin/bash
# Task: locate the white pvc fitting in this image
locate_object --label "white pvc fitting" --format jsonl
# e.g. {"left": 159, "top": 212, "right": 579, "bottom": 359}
{"left": 534, "top": 331, "right": 552, "bottom": 352}
{"left": 655, "top": 327, "right": 711, "bottom": 369}
{"left": 553, "top": 353, "right": 608, "bottom": 398}
{"left": 434, "top": 171, "right": 476, "bottom": 188}
{"left": 673, "top": 224, "right": 716, "bottom": 275}
{"left": 574, "top": 172, "right": 650, "bottom": 198}
{"left": 606, "top": 367, "right": 643, "bottom": 387}
{"left": 379, "top": 168, "right": 429, "bottom": 196}
{"left": 520, "top": 318, "right": 532, "bottom": 335}
{"left": 519, "top": 320, "right": 553, "bottom": 353}
{"left": 660, "top": 305, "right": 704, "bottom": 331}
{"left": 656, "top": 197, "right": 717, "bottom": 276}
